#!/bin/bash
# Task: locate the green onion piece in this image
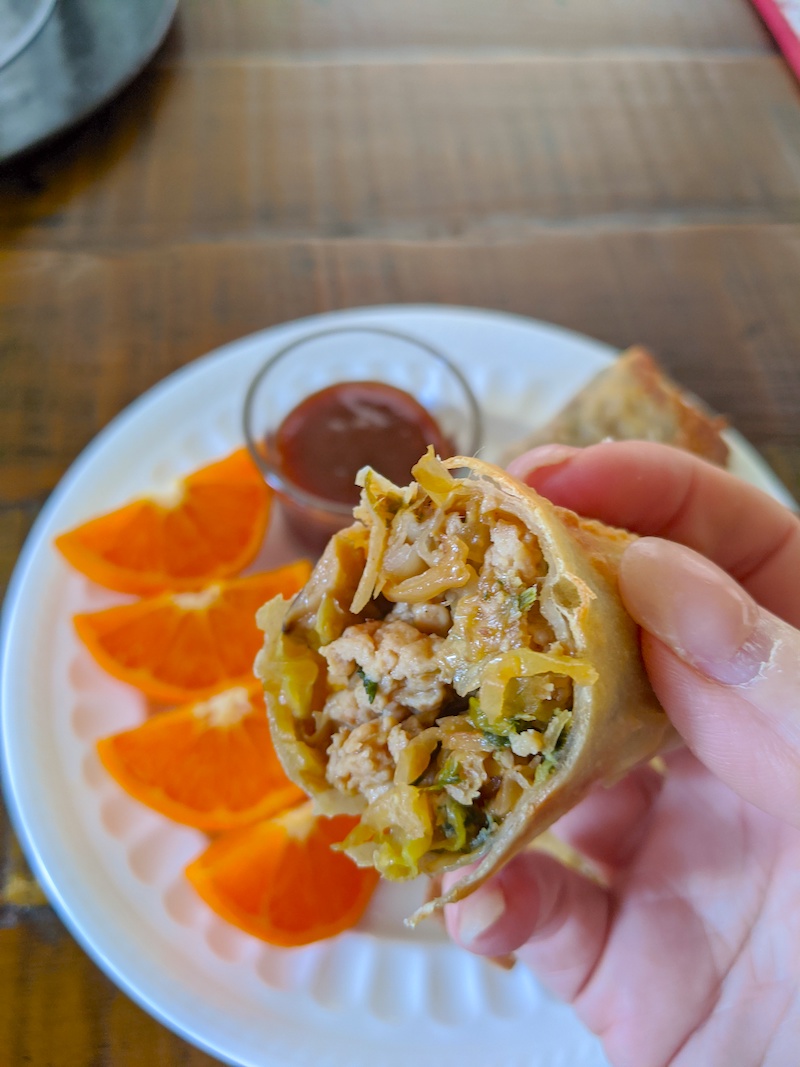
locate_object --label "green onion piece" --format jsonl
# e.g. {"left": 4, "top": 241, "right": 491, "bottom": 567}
{"left": 356, "top": 666, "right": 378, "bottom": 704}
{"left": 431, "top": 756, "right": 462, "bottom": 788}
{"left": 517, "top": 586, "right": 538, "bottom": 612}
{"left": 468, "top": 696, "right": 514, "bottom": 746}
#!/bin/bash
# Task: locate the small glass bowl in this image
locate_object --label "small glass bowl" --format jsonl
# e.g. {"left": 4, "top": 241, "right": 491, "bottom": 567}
{"left": 243, "top": 324, "right": 482, "bottom": 549}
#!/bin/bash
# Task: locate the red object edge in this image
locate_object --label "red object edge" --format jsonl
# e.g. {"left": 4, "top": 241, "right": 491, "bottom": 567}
{"left": 750, "top": 0, "right": 800, "bottom": 81}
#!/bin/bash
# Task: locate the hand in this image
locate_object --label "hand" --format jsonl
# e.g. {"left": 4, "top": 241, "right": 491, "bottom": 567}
{"left": 443, "top": 442, "right": 800, "bottom": 1067}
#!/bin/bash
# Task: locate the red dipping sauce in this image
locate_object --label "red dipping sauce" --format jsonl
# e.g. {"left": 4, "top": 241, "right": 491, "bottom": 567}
{"left": 274, "top": 381, "right": 453, "bottom": 508}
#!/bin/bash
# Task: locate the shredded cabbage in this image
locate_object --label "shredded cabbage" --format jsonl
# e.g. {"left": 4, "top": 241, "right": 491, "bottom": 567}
{"left": 411, "top": 445, "right": 455, "bottom": 506}
{"left": 312, "top": 591, "right": 349, "bottom": 648}
{"left": 479, "top": 649, "right": 597, "bottom": 722}
{"left": 393, "top": 730, "right": 440, "bottom": 786}
{"left": 350, "top": 468, "right": 416, "bottom": 613}
{"left": 383, "top": 536, "right": 473, "bottom": 603}
{"left": 343, "top": 785, "right": 434, "bottom": 879}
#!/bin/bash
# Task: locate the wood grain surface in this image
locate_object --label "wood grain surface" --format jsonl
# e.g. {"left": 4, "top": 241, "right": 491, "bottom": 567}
{"left": 2, "top": 1, "right": 799, "bottom": 1064}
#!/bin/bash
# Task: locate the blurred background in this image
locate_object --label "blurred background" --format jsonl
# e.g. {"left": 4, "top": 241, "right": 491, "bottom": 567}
{"left": 2, "top": 1, "right": 800, "bottom": 1063}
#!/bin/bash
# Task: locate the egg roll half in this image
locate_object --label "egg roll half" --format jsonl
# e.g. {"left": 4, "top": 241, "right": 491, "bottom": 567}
{"left": 255, "top": 451, "right": 674, "bottom": 922}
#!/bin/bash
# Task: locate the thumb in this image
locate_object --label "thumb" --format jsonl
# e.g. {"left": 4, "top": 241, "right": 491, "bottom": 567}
{"left": 620, "top": 537, "right": 800, "bottom": 829}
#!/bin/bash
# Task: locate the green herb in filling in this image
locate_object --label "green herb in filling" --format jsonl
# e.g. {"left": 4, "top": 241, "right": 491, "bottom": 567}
{"left": 356, "top": 666, "right": 378, "bottom": 704}
{"left": 466, "top": 810, "right": 498, "bottom": 852}
{"left": 432, "top": 756, "right": 462, "bottom": 788}
{"left": 468, "top": 696, "right": 520, "bottom": 745}
{"left": 435, "top": 795, "right": 469, "bottom": 852}
{"left": 516, "top": 585, "right": 539, "bottom": 612}
{"left": 533, "top": 708, "right": 571, "bottom": 783}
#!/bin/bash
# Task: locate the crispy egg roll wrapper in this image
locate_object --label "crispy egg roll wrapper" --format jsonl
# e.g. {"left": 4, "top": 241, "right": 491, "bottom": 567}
{"left": 503, "top": 346, "right": 729, "bottom": 467}
{"left": 255, "top": 456, "right": 675, "bottom": 923}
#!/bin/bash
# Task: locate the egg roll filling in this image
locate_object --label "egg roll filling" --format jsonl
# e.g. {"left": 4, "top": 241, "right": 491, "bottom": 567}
{"left": 258, "top": 450, "right": 597, "bottom": 879}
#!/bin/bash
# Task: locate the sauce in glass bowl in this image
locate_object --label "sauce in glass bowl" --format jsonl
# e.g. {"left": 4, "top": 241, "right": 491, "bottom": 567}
{"left": 243, "top": 324, "right": 482, "bottom": 550}
{"left": 274, "top": 380, "right": 453, "bottom": 508}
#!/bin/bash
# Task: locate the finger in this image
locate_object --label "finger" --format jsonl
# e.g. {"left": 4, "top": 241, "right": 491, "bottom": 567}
{"left": 443, "top": 851, "right": 612, "bottom": 1002}
{"left": 550, "top": 763, "right": 665, "bottom": 876}
{"left": 510, "top": 441, "right": 800, "bottom": 626}
{"left": 507, "top": 443, "right": 580, "bottom": 481}
{"left": 621, "top": 537, "right": 800, "bottom": 827}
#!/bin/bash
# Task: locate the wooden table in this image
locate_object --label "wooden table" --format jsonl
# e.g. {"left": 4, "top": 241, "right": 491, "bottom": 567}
{"left": 2, "top": 1, "right": 799, "bottom": 1062}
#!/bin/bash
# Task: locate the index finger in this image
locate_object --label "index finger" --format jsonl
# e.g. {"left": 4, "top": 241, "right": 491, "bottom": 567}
{"left": 509, "top": 441, "right": 800, "bottom": 627}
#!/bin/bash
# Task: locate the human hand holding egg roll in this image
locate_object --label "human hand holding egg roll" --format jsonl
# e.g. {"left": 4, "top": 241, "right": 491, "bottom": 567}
{"left": 445, "top": 442, "right": 800, "bottom": 1067}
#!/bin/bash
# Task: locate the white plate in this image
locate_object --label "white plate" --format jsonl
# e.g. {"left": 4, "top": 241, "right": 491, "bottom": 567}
{"left": 1, "top": 305, "right": 794, "bottom": 1067}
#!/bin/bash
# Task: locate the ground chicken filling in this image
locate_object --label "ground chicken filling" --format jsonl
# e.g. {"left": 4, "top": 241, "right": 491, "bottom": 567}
{"left": 275, "top": 452, "right": 586, "bottom": 879}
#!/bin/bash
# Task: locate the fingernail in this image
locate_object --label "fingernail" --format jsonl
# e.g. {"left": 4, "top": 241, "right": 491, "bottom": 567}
{"left": 507, "top": 444, "right": 580, "bottom": 484}
{"left": 620, "top": 538, "right": 770, "bottom": 685}
{"left": 457, "top": 885, "right": 506, "bottom": 947}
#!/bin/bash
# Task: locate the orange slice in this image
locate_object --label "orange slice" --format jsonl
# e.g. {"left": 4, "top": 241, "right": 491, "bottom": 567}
{"left": 74, "top": 562, "right": 311, "bottom": 704}
{"left": 96, "top": 688, "right": 305, "bottom": 832}
{"left": 55, "top": 449, "right": 271, "bottom": 595}
{"left": 185, "top": 805, "right": 379, "bottom": 946}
